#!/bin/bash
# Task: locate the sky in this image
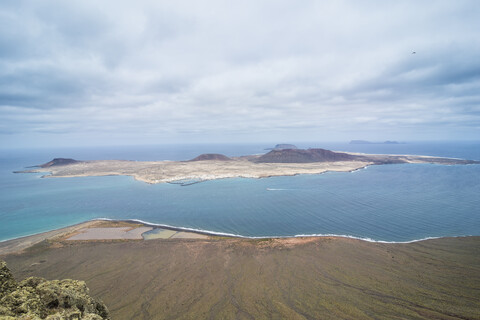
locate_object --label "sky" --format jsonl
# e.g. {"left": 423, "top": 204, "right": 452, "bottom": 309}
{"left": 1, "top": 0, "right": 479, "bottom": 148}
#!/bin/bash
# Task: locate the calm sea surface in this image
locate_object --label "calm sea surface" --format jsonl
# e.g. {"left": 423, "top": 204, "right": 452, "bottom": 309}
{"left": 1, "top": 142, "right": 479, "bottom": 242}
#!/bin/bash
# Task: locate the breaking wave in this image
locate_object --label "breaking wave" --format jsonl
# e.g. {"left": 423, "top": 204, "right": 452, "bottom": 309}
{"left": 93, "top": 218, "right": 470, "bottom": 244}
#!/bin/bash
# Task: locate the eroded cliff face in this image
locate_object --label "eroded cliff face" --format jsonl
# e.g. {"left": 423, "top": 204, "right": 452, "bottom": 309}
{"left": 0, "top": 260, "right": 109, "bottom": 319}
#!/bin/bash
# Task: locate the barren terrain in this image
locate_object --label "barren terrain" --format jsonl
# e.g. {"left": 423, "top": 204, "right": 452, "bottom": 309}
{"left": 2, "top": 234, "right": 479, "bottom": 319}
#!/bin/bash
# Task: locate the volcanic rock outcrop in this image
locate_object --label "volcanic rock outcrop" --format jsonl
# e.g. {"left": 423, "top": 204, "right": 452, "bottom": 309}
{"left": 0, "top": 260, "right": 109, "bottom": 319}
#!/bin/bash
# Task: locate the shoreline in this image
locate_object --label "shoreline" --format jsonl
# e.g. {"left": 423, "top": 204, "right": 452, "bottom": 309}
{"left": 0, "top": 221, "right": 101, "bottom": 244}
{"left": 1, "top": 218, "right": 477, "bottom": 256}
{"left": 113, "top": 218, "right": 470, "bottom": 244}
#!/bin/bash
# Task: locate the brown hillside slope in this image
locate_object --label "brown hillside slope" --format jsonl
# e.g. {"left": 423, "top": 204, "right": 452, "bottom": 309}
{"left": 3, "top": 236, "right": 480, "bottom": 319}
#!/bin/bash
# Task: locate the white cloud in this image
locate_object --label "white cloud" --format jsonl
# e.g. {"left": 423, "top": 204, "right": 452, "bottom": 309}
{"left": 1, "top": 0, "right": 480, "bottom": 147}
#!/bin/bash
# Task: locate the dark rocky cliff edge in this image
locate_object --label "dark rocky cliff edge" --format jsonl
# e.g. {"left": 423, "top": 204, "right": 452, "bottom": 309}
{"left": 189, "top": 154, "right": 232, "bottom": 161}
{"left": 0, "top": 260, "right": 109, "bottom": 319}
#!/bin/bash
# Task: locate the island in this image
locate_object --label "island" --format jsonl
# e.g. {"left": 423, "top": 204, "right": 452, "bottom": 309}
{"left": 15, "top": 148, "right": 479, "bottom": 184}
{"left": 264, "top": 143, "right": 298, "bottom": 150}
{"left": 350, "top": 140, "right": 402, "bottom": 144}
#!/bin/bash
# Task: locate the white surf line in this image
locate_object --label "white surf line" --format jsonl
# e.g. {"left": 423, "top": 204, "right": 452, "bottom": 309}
{"left": 92, "top": 218, "right": 475, "bottom": 244}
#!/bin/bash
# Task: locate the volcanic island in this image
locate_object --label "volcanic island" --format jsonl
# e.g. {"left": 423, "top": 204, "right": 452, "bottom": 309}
{"left": 15, "top": 147, "right": 480, "bottom": 184}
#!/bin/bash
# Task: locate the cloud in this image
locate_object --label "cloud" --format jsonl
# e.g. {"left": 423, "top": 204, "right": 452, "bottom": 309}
{"left": 1, "top": 0, "right": 480, "bottom": 147}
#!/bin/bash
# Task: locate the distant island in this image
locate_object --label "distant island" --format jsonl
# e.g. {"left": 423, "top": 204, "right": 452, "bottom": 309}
{"left": 15, "top": 148, "right": 479, "bottom": 185}
{"left": 350, "top": 140, "right": 403, "bottom": 144}
{"left": 264, "top": 143, "right": 298, "bottom": 150}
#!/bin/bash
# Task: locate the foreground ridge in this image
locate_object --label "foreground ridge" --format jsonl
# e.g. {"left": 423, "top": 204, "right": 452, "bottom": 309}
{"left": 3, "top": 234, "right": 480, "bottom": 319}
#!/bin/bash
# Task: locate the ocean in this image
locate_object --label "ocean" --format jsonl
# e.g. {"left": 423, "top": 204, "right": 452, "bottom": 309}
{"left": 1, "top": 141, "right": 479, "bottom": 242}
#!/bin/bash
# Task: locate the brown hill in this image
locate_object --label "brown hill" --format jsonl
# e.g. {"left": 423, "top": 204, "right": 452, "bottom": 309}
{"left": 254, "top": 148, "right": 357, "bottom": 163}
{"left": 189, "top": 154, "right": 232, "bottom": 161}
{"left": 3, "top": 237, "right": 480, "bottom": 319}
{"left": 39, "top": 158, "right": 80, "bottom": 168}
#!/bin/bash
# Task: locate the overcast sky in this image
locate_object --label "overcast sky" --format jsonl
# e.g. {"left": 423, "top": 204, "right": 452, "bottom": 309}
{"left": 1, "top": 0, "right": 479, "bottom": 147}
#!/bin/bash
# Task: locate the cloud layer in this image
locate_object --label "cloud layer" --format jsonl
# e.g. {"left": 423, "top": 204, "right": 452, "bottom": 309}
{"left": 1, "top": 0, "right": 479, "bottom": 146}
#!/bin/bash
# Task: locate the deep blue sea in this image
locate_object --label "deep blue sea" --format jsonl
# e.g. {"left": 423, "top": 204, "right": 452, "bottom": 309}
{"left": 1, "top": 142, "right": 479, "bottom": 242}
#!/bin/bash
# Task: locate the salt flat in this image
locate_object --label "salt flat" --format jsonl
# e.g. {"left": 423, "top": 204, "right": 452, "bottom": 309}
{"left": 66, "top": 227, "right": 153, "bottom": 240}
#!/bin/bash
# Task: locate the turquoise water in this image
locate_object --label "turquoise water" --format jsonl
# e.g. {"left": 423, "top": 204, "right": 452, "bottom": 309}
{"left": 1, "top": 142, "right": 479, "bottom": 242}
